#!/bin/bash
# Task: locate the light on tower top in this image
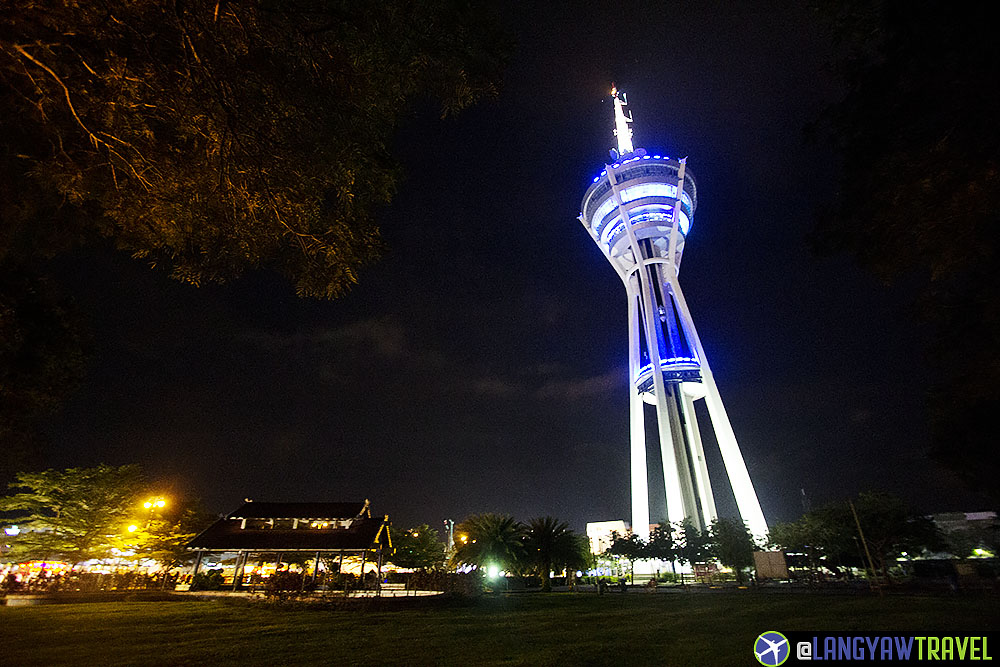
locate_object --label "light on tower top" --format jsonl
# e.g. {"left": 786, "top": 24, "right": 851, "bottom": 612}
{"left": 611, "top": 84, "right": 634, "bottom": 156}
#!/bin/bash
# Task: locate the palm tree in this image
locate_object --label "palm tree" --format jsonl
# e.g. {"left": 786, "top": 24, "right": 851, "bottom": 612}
{"left": 453, "top": 513, "right": 526, "bottom": 576}
{"left": 524, "top": 516, "right": 588, "bottom": 592}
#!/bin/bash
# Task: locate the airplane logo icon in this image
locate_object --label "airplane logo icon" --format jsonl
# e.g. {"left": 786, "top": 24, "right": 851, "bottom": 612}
{"left": 754, "top": 631, "right": 790, "bottom": 666}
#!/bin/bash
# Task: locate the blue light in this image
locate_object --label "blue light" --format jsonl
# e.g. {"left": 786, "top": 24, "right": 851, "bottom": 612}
{"left": 600, "top": 170, "right": 607, "bottom": 176}
{"left": 642, "top": 155, "right": 651, "bottom": 159}
{"left": 634, "top": 357, "right": 700, "bottom": 380}
{"left": 593, "top": 176, "right": 600, "bottom": 183}
{"left": 652, "top": 155, "right": 661, "bottom": 159}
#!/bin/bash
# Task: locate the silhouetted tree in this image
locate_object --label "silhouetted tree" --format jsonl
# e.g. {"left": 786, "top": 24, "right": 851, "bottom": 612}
{"left": 811, "top": 0, "right": 1000, "bottom": 499}
{"left": 643, "top": 522, "right": 678, "bottom": 577}
{"left": 606, "top": 531, "right": 645, "bottom": 580}
{"left": 0, "top": 0, "right": 509, "bottom": 450}
{"left": 388, "top": 524, "right": 447, "bottom": 572}
{"left": 707, "top": 518, "right": 756, "bottom": 584}
{"left": 523, "top": 516, "right": 588, "bottom": 592}
{"left": 675, "top": 519, "right": 710, "bottom": 569}
{"left": 453, "top": 513, "right": 525, "bottom": 575}
{"left": 768, "top": 491, "right": 943, "bottom": 578}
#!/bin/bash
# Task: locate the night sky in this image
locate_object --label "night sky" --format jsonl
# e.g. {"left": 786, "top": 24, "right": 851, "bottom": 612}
{"left": 40, "top": 3, "right": 986, "bottom": 532}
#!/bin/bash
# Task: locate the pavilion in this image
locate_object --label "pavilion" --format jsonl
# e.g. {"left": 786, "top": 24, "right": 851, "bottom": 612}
{"left": 187, "top": 499, "right": 391, "bottom": 589}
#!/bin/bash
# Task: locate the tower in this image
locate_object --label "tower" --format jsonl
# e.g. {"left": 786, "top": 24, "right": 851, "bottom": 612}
{"left": 578, "top": 87, "right": 767, "bottom": 541}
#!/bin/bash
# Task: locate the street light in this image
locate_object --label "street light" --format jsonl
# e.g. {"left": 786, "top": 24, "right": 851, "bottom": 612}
{"left": 127, "top": 525, "right": 139, "bottom": 533}
{"left": 140, "top": 496, "right": 167, "bottom": 529}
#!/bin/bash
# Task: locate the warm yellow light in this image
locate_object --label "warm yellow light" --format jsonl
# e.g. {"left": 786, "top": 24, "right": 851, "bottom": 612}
{"left": 127, "top": 525, "right": 138, "bottom": 533}
{"left": 412, "top": 532, "right": 419, "bottom": 537}
{"left": 143, "top": 501, "right": 152, "bottom": 508}
{"left": 155, "top": 499, "right": 166, "bottom": 508}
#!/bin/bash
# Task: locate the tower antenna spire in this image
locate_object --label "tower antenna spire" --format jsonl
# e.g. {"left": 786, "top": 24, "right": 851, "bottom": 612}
{"left": 611, "top": 84, "right": 635, "bottom": 156}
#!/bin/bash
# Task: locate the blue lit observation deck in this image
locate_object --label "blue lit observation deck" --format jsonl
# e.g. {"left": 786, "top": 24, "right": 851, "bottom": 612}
{"left": 581, "top": 153, "right": 697, "bottom": 271}
{"left": 580, "top": 152, "right": 701, "bottom": 395}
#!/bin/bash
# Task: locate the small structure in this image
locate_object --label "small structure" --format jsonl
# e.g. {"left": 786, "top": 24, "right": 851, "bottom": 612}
{"left": 586, "top": 520, "right": 629, "bottom": 555}
{"left": 187, "top": 499, "right": 391, "bottom": 589}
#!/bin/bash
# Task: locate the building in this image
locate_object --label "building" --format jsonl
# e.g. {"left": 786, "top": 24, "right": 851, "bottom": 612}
{"left": 187, "top": 499, "right": 391, "bottom": 587}
{"left": 578, "top": 87, "right": 768, "bottom": 541}
{"left": 586, "top": 520, "right": 629, "bottom": 556}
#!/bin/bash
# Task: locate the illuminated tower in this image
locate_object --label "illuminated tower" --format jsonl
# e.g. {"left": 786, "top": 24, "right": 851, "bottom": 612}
{"left": 579, "top": 87, "right": 767, "bottom": 541}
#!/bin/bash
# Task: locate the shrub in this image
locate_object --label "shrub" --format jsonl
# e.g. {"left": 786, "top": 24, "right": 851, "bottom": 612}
{"left": 191, "top": 569, "right": 224, "bottom": 591}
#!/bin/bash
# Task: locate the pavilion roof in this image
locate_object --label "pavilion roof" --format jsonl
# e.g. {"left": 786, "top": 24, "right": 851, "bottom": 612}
{"left": 224, "top": 500, "right": 370, "bottom": 521}
{"left": 187, "top": 515, "right": 388, "bottom": 552}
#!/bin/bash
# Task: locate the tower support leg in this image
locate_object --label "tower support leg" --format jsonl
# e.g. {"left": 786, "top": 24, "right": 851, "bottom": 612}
{"left": 702, "top": 376, "right": 768, "bottom": 540}
{"left": 627, "top": 284, "right": 651, "bottom": 542}
{"left": 658, "top": 384, "right": 700, "bottom": 530}
{"left": 665, "top": 275, "right": 768, "bottom": 541}
{"left": 635, "top": 278, "right": 687, "bottom": 528}
{"left": 681, "top": 392, "right": 718, "bottom": 528}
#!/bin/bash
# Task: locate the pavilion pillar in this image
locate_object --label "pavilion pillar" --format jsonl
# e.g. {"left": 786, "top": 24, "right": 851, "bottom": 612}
{"left": 232, "top": 551, "right": 247, "bottom": 591}
{"left": 192, "top": 550, "right": 204, "bottom": 577}
{"left": 312, "top": 551, "right": 321, "bottom": 584}
{"left": 376, "top": 547, "right": 384, "bottom": 597}
{"left": 359, "top": 549, "right": 367, "bottom": 590}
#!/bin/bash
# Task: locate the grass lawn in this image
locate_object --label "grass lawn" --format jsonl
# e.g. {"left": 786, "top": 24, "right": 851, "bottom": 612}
{"left": 2, "top": 591, "right": 997, "bottom": 666}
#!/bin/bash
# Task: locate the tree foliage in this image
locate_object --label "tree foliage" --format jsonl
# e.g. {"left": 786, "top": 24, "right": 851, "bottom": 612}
{"left": 606, "top": 531, "right": 645, "bottom": 579}
{"left": 388, "top": 524, "right": 446, "bottom": 572}
{"left": 452, "top": 513, "right": 525, "bottom": 574}
{"left": 523, "top": 516, "right": 588, "bottom": 592}
{"left": 0, "top": 0, "right": 508, "bottom": 297}
{"left": 0, "top": 464, "right": 146, "bottom": 563}
{"left": 768, "top": 491, "right": 943, "bottom": 577}
{"left": 707, "top": 518, "right": 756, "bottom": 584}
{"left": 674, "top": 518, "right": 710, "bottom": 567}
{"left": 129, "top": 499, "right": 215, "bottom": 568}
{"left": 0, "top": 0, "right": 509, "bottom": 448}
{"left": 0, "top": 464, "right": 212, "bottom": 566}
{"left": 643, "top": 523, "right": 677, "bottom": 563}
{"left": 811, "top": 0, "right": 1000, "bottom": 498}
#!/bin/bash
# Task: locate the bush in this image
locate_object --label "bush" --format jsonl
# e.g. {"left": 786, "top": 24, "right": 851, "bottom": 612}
{"left": 324, "top": 572, "right": 358, "bottom": 591}
{"left": 407, "top": 571, "right": 482, "bottom": 596}
{"left": 264, "top": 571, "right": 305, "bottom": 597}
{"left": 191, "top": 569, "right": 224, "bottom": 591}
